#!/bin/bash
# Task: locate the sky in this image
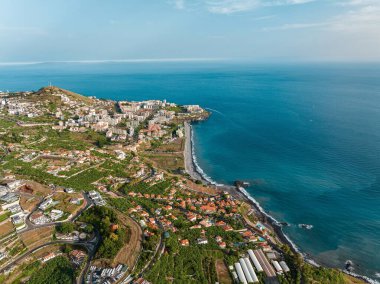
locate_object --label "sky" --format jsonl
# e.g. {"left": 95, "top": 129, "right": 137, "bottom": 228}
{"left": 0, "top": 0, "right": 379, "bottom": 63}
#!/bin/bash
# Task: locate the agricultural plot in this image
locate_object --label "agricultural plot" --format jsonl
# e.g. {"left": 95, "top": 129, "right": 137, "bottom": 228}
{"left": 143, "top": 153, "right": 184, "bottom": 172}
{"left": 120, "top": 180, "right": 172, "bottom": 195}
{"left": 19, "top": 195, "right": 40, "bottom": 212}
{"left": 145, "top": 247, "right": 223, "bottom": 284}
{"left": 0, "top": 212, "right": 10, "bottom": 223}
{"left": 215, "top": 259, "right": 232, "bottom": 284}
{"left": 0, "top": 221, "right": 14, "bottom": 238}
{"left": 185, "top": 180, "right": 218, "bottom": 195}
{"left": 154, "top": 138, "right": 185, "bottom": 153}
{"left": 20, "top": 226, "right": 54, "bottom": 249}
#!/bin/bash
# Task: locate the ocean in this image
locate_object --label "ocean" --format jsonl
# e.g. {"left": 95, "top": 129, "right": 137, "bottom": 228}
{"left": 1, "top": 61, "right": 379, "bottom": 280}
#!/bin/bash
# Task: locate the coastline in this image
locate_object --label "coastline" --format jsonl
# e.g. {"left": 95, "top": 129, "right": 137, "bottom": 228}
{"left": 184, "top": 121, "right": 210, "bottom": 184}
{"left": 184, "top": 120, "right": 377, "bottom": 284}
{"left": 183, "top": 121, "right": 302, "bottom": 252}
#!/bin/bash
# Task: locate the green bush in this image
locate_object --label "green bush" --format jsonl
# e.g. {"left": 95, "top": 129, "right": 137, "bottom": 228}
{"left": 79, "top": 206, "right": 127, "bottom": 259}
{"left": 56, "top": 222, "right": 75, "bottom": 234}
{"left": 28, "top": 256, "right": 74, "bottom": 284}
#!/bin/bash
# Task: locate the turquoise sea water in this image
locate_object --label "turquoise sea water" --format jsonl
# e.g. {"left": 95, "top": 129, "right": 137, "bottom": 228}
{"left": 1, "top": 62, "right": 379, "bottom": 280}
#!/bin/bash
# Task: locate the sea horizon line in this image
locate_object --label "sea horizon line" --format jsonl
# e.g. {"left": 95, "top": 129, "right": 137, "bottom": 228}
{"left": 0, "top": 57, "right": 229, "bottom": 66}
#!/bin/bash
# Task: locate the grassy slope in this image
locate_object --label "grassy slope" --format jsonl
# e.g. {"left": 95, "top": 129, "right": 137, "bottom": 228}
{"left": 33, "top": 86, "right": 93, "bottom": 104}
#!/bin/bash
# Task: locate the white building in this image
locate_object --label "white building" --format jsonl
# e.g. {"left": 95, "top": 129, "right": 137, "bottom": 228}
{"left": 6, "top": 180, "right": 24, "bottom": 191}
{"left": 88, "top": 191, "right": 105, "bottom": 206}
{"left": 39, "top": 197, "right": 53, "bottom": 210}
{"left": 30, "top": 212, "right": 51, "bottom": 225}
{"left": 50, "top": 209, "right": 64, "bottom": 221}
{"left": 115, "top": 150, "right": 126, "bottom": 160}
{"left": 197, "top": 238, "right": 208, "bottom": 245}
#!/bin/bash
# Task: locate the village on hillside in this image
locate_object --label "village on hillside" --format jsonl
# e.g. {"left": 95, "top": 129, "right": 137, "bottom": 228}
{"left": 0, "top": 87, "right": 357, "bottom": 284}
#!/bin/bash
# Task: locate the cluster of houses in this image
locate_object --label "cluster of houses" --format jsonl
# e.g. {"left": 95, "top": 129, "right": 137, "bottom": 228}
{"left": 87, "top": 264, "right": 129, "bottom": 284}
{"left": 39, "top": 249, "right": 87, "bottom": 267}
{"left": 0, "top": 180, "right": 27, "bottom": 230}
{"left": 31, "top": 206, "right": 66, "bottom": 225}
{"left": 23, "top": 149, "right": 102, "bottom": 178}
{"left": 30, "top": 195, "right": 68, "bottom": 225}
{"left": 0, "top": 95, "right": 43, "bottom": 117}
{"left": 126, "top": 182, "right": 271, "bottom": 251}
{"left": 38, "top": 197, "right": 64, "bottom": 221}
{"left": 124, "top": 177, "right": 285, "bottom": 269}
{"left": 128, "top": 187, "right": 240, "bottom": 215}
{"left": 128, "top": 204, "right": 158, "bottom": 232}
{"left": 50, "top": 96, "right": 185, "bottom": 146}
{"left": 14, "top": 148, "right": 104, "bottom": 179}
{"left": 3, "top": 87, "right": 204, "bottom": 152}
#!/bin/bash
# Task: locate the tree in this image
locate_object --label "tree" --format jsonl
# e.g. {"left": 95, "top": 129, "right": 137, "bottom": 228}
{"left": 78, "top": 206, "right": 126, "bottom": 259}
{"left": 96, "top": 136, "right": 108, "bottom": 148}
{"left": 28, "top": 256, "right": 74, "bottom": 284}
{"left": 62, "top": 244, "right": 71, "bottom": 254}
{"left": 117, "top": 121, "right": 127, "bottom": 127}
{"left": 83, "top": 224, "right": 94, "bottom": 233}
{"left": 56, "top": 222, "right": 74, "bottom": 234}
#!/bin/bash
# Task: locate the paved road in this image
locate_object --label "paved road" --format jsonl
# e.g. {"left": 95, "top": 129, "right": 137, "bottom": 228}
{"left": 20, "top": 191, "right": 93, "bottom": 233}
{"left": 78, "top": 230, "right": 101, "bottom": 284}
{"left": 0, "top": 190, "right": 97, "bottom": 281}
{"left": 0, "top": 237, "right": 97, "bottom": 273}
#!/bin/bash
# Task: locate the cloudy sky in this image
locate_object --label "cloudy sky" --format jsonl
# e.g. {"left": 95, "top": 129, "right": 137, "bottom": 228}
{"left": 0, "top": 0, "right": 379, "bottom": 62}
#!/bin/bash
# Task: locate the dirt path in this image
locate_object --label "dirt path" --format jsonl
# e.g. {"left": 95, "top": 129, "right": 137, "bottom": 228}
{"left": 113, "top": 211, "right": 142, "bottom": 268}
{"left": 216, "top": 259, "right": 232, "bottom": 284}
{"left": 65, "top": 161, "right": 104, "bottom": 180}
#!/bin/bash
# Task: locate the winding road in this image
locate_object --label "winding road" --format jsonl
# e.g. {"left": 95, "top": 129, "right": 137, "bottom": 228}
{"left": 0, "top": 236, "right": 98, "bottom": 274}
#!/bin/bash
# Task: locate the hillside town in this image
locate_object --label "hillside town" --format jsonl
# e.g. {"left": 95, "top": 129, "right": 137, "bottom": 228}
{"left": 0, "top": 87, "right": 360, "bottom": 284}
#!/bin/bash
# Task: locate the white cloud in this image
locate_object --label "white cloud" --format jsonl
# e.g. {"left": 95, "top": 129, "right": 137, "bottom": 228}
{"left": 290, "top": 0, "right": 314, "bottom": 3}
{"left": 330, "top": 4, "right": 380, "bottom": 33}
{"left": 207, "top": 0, "right": 316, "bottom": 14}
{"left": 253, "top": 15, "right": 276, "bottom": 20}
{"left": 171, "top": 0, "right": 186, "bottom": 10}
{"left": 174, "top": 0, "right": 185, "bottom": 10}
{"left": 337, "top": 0, "right": 378, "bottom": 6}
{"left": 269, "top": 0, "right": 315, "bottom": 5}
{"left": 206, "top": 0, "right": 260, "bottom": 14}
{"left": 170, "top": 0, "right": 315, "bottom": 14}
{"left": 263, "top": 22, "right": 326, "bottom": 31}
{"left": 263, "top": 2, "right": 380, "bottom": 35}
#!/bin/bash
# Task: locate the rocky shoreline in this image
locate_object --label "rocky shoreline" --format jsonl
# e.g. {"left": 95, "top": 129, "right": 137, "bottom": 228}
{"left": 183, "top": 121, "right": 301, "bottom": 251}
{"left": 183, "top": 120, "right": 375, "bottom": 284}
{"left": 184, "top": 122, "right": 300, "bottom": 253}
